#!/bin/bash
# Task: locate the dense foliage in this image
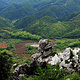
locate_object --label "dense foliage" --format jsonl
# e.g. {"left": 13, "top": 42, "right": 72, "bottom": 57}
{"left": 1, "top": 0, "right": 80, "bottom": 80}
{"left": 1, "top": 0, "right": 80, "bottom": 20}
{"left": 0, "top": 50, "right": 13, "bottom": 80}
{"left": 23, "top": 16, "right": 80, "bottom": 39}
{"left": 8, "top": 31, "right": 42, "bottom": 40}
{"left": 25, "top": 46, "right": 38, "bottom": 55}
{"left": 0, "top": 3, "right": 34, "bottom": 20}
{"left": 33, "top": 64, "right": 66, "bottom": 80}
{"left": 0, "top": 16, "right": 14, "bottom": 28}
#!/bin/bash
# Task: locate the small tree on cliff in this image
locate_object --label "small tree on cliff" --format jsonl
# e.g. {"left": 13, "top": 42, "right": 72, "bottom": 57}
{"left": 0, "top": 50, "right": 13, "bottom": 80}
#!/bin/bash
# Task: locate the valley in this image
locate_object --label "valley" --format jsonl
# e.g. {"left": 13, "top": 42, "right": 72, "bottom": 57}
{"left": 0, "top": 0, "right": 80, "bottom": 80}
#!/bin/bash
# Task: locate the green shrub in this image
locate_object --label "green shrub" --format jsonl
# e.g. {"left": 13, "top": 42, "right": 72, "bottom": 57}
{"left": 0, "top": 50, "right": 13, "bottom": 80}
{"left": 63, "top": 73, "right": 80, "bottom": 80}
{"left": 33, "top": 63, "right": 66, "bottom": 80}
{"left": 77, "top": 51, "right": 80, "bottom": 59}
{"left": 25, "top": 46, "right": 38, "bottom": 55}
{"left": 20, "top": 76, "right": 32, "bottom": 80}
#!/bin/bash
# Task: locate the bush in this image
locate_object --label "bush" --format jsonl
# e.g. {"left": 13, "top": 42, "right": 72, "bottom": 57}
{"left": 63, "top": 73, "right": 80, "bottom": 80}
{"left": 20, "top": 76, "right": 32, "bottom": 80}
{"left": 25, "top": 46, "right": 38, "bottom": 55}
{"left": 33, "top": 63, "right": 66, "bottom": 80}
{"left": 78, "top": 51, "right": 80, "bottom": 59}
{"left": 0, "top": 50, "right": 13, "bottom": 80}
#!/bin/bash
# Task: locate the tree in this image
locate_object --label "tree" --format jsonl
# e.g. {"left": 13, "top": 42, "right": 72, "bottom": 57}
{"left": 0, "top": 50, "right": 13, "bottom": 80}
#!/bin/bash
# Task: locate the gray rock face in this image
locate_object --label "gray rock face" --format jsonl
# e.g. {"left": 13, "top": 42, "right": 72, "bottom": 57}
{"left": 38, "top": 39, "right": 53, "bottom": 58}
{"left": 12, "top": 39, "right": 80, "bottom": 79}
{"left": 30, "top": 39, "right": 53, "bottom": 67}
{"left": 12, "top": 39, "right": 53, "bottom": 79}
{"left": 12, "top": 63, "right": 29, "bottom": 80}
{"left": 48, "top": 47, "right": 80, "bottom": 73}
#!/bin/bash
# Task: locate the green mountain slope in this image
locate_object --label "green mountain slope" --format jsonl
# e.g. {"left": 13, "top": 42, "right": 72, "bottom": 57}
{"left": 58, "top": 11, "right": 80, "bottom": 22}
{"left": 0, "top": 16, "right": 15, "bottom": 38}
{"left": 14, "top": 15, "right": 39, "bottom": 29}
{"left": 70, "top": 13, "right": 80, "bottom": 21}
{"left": 57, "top": 12, "right": 80, "bottom": 21}
{"left": 2, "top": 0, "right": 53, "bottom": 4}
{"left": 0, "top": 16, "right": 14, "bottom": 28}
{"left": 0, "top": 3, "right": 35, "bottom": 20}
{"left": 14, "top": 0, "right": 80, "bottom": 28}
{"left": 1, "top": 0, "right": 80, "bottom": 20}
{"left": 23, "top": 16, "right": 80, "bottom": 39}
{"left": 2, "top": 0, "right": 27, "bottom": 4}
{"left": 0, "top": 1, "right": 8, "bottom": 8}
{"left": 63, "top": 28, "right": 80, "bottom": 38}
{"left": 0, "top": 16, "right": 41, "bottom": 40}
{"left": 34, "top": 0, "right": 80, "bottom": 19}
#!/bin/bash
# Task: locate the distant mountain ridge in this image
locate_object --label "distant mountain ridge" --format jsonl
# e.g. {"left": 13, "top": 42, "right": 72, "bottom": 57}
{"left": 22, "top": 14, "right": 80, "bottom": 39}
{"left": 1, "top": 0, "right": 80, "bottom": 20}
{"left": 0, "top": 16, "right": 14, "bottom": 28}
{"left": 1, "top": 0, "right": 80, "bottom": 39}
{"left": 0, "top": 0, "right": 8, "bottom": 8}
{"left": 0, "top": 3, "right": 35, "bottom": 20}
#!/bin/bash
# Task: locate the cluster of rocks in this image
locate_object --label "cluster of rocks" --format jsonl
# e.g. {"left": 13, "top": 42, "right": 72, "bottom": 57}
{"left": 12, "top": 39, "right": 80, "bottom": 80}
{"left": 48, "top": 47, "right": 80, "bottom": 73}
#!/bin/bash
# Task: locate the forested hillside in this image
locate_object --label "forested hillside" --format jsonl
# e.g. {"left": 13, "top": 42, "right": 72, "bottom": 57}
{"left": 14, "top": 11, "right": 80, "bottom": 29}
{"left": 0, "top": 1, "right": 8, "bottom": 8}
{"left": 0, "top": 16, "right": 14, "bottom": 28}
{"left": 0, "top": 16, "right": 41, "bottom": 40}
{"left": 1, "top": 0, "right": 80, "bottom": 80}
{"left": 1, "top": 0, "right": 80, "bottom": 20}
{"left": 22, "top": 16, "right": 80, "bottom": 39}
{"left": 0, "top": 3, "right": 35, "bottom": 20}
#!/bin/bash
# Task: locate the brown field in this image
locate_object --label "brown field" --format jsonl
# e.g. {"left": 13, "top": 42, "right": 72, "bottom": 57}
{"left": 15, "top": 47, "right": 26, "bottom": 53}
{"left": 15, "top": 42, "right": 27, "bottom": 53}
{"left": 15, "top": 42, "right": 27, "bottom": 48}
{"left": 0, "top": 43, "right": 7, "bottom": 48}
{"left": 15, "top": 54, "right": 30, "bottom": 57}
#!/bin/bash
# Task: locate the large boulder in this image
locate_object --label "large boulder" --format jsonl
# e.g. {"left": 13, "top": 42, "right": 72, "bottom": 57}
{"left": 38, "top": 39, "right": 53, "bottom": 58}
{"left": 30, "top": 39, "right": 53, "bottom": 67}
{"left": 12, "top": 63, "right": 29, "bottom": 80}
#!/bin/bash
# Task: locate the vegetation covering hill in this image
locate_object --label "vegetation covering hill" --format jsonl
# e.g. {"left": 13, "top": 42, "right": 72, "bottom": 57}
{"left": 0, "top": 0, "right": 8, "bottom": 8}
{"left": 1, "top": 0, "right": 80, "bottom": 20}
{"left": 57, "top": 12, "right": 80, "bottom": 21}
{"left": 1, "top": 1, "right": 80, "bottom": 80}
{"left": 22, "top": 16, "right": 80, "bottom": 39}
{"left": 2, "top": 0, "right": 53, "bottom": 4}
{"left": 32, "top": 0, "right": 80, "bottom": 19}
{"left": 2, "top": 0, "right": 27, "bottom": 4}
{"left": 14, "top": 15, "right": 40, "bottom": 29}
{"left": 0, "top": 16, "right": 41, "bottom": 40}
{"left": 0, "top": 16, "right": 14, "bottom": 28}
{"left": 0, "top": 3, "right": 35, "bottom": 20}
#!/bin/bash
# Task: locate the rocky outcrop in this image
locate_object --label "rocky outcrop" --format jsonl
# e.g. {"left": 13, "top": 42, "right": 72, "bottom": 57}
{"left": 48, "top": 47, "right": 80, "bottom": 73}
{"left": 12, "top": 63, "right": 29, "bottom": 79}
{"left": 31, "top": 39, "right": 53, "bottom": 67}
{"left": 12, "top": 39, "right": 53, "bottom": 79}
{"left": 12, "top": 39, "right": 80, "bottom": 80}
